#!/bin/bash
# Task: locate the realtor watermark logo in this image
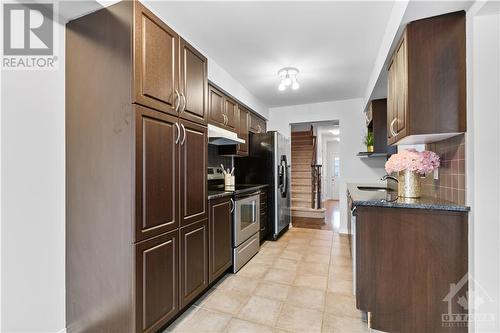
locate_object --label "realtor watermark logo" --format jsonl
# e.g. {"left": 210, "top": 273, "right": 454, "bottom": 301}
{"left": 442, "top": 273, "right": 496, "bottom": 329}
{"left": 2, "top": 2, "right": 58, "bottom": 69}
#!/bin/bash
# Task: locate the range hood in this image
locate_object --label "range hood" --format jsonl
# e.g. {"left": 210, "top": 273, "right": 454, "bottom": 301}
{"left": 208, "top": 124, "right": 245, "bottom": 145}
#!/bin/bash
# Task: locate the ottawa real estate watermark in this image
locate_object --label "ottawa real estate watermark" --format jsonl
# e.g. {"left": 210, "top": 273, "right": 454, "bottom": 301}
{"left": 442, "top": 273, "right": 496, "bottom": 329}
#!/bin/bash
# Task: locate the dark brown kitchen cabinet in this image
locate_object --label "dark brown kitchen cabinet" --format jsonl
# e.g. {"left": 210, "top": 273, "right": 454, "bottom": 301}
{"left": 180, "top": 219, "right": 209, "bottom": 309}
{"left": 249, "top": 113, "right": 266, "bottom": 134}
{"left": 208, "top": 197, "right": 233, "bottom": 283}
{"left": 355, "top": 206, "right": 468, "bottom": 333}
{"left": 208, "top": 85, "right": 226, "bottom": 128}
{"left": 224, "top": 97, "right": 238, "bottom": 131}
{"left": 237, "top": 106, "right": 249, "bottom": 155}
{"left": 180, "top": 119, "right": 208, "bottom": 227}
{"left": 135, "top": 230, "right": 178, "bottom": 333}
{"left": 133, "top": 3, "right": 207, "bottom": 125}
{"left": 133, "top": 3, "right": 179, "bottom": 117}
{"left": 387, "top": 11, "right": 465, "bottom": 145}
{"left": 67, "top": 2, "right": 209, "bottom": 332}
{"left": 135, "top": 106, "right": 180, "bottom": 242}
{"left": 179, "top": 38, "right": 208, "bottom": 125}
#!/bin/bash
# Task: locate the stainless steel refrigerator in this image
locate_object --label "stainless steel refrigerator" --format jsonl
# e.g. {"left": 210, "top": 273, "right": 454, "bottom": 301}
{"left": 235, "top": 131, "right": 291, "bottom": 240}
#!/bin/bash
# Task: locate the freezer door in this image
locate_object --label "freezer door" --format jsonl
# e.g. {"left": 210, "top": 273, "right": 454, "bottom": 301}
{"left": 273, "top": 133, "right": 291, "bottom": 238}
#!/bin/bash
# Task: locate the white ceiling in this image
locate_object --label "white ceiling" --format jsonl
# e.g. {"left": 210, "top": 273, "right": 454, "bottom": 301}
{"left": 146, "top": 1, "right": 395, "bottom": 108}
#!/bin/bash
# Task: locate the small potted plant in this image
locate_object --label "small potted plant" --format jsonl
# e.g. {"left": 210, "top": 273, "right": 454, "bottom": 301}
{"left": 385, "top": 149, "right": 440, "bottom": 198}
{"left": 364, "top": 132, "right": 374, "bottom": 152}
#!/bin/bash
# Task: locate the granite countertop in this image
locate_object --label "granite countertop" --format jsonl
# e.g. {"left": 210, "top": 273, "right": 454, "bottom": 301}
{"left": 347, "top": 183, "right": 470, "bottom": 212}
{"left": 208, "top": 184, "right": 269, "bottom": 200}
{"left": 207, "top": 191, "right": 234, "bottom": 200}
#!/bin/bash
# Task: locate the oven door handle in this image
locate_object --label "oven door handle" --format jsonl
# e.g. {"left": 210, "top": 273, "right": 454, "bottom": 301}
{"left": 230, "top": 198, "right": 235, "bottom": 213}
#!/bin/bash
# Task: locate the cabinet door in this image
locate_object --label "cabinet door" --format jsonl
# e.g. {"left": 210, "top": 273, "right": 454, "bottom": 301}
{"left": 179, "top": 38, "right": 207, "bottom": 125}
{"left": 237, "top": 107, "right": 249, "bottom": 155}
{"left": 179, "top": 120, "right": 208, "bottom": 227}
{"left": 249, "top": 113, "right": 260, "bottom": 133}
{"left": 395, "top": 36, "right": 407, "bottom": 134}
{"left": 387, "top": 59, "right": 396, "bottom": 144}
{"left": 135, "top": 230, "right": 178, "bottom": 333}
{"left": 249, "top": 113, "right": 266, "bottom": 133}
{"left": 224, "top": 97, "right": 238, "bottom": 131}
{"left": 208, "top": 85, "right": 226, "bottom": 128}
{"left": 180, "top": 219, "right": 209, "bottom": 308}
{"left": 135, "top": 105, "right": 179, "bottom": 242}
{"left": 208, "top": 197, "right": 232, "bottom": 283}
{"left": 134, "top": 2, "right": 179, "bottom": 116}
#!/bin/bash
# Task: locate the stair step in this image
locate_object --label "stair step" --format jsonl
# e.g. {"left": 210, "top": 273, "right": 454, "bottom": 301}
{"left": 292, "top": 193, "right": 311, "bottom": 201}
{"left": 292, "top": 178, "right": 311, "bottom": 186}
{"left": 291, "top": 130, "right": 312, "bottom": 136}
{"left": 292, "top": 166, "right": 311, "bottom": 172}
{"left": 293, "top": 185, "right": 312, "bottom": 193}
{"left": 291, "top": 171, "right": 312, "bottom": 179}
{"left": 291, "top": 207, "right": 326, "bottom": 219}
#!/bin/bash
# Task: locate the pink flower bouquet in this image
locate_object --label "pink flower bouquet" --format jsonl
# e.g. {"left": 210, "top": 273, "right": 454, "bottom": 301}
{"left": 385, "top": 149, "right": 440, "bottom": 175}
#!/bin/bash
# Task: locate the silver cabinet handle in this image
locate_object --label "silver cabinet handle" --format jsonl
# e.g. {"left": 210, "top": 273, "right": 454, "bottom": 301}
{"left": 180, "top": 93, "right": 186, "bottom": 113}
{"left": 223, "top": 114, "right": 227, "bottom": 126}
{"left": 230, "top": 198, "right": 235, "bottom": 213}
{"left": 257, "top": 124, "right": 262, "bottom": 133}
{"left": 174, "top": 90, "right": 181, "bottom": 112}
{"left": 174, "top": 122, "right": 180, "bottom": 144}
{"left": 390, "top": 118, "right": 398, "bottom": 137}
{"left": 180, "top": 123, "right": 186, "bottom": 145}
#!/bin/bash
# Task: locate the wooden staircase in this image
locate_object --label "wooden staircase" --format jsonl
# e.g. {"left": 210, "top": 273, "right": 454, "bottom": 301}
{"left": 291, "top": 129, "right": 326, "bottom": 220}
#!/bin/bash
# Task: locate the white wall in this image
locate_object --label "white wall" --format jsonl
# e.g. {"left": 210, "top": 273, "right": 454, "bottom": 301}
{"left": 467, "top": 8, "right": 500, "bottom": 332}
{"left": 268, "top": 98, "right": 387, "bottom": 233}
{"left": 1, "top": 16, "right": 66, "bottom": 333}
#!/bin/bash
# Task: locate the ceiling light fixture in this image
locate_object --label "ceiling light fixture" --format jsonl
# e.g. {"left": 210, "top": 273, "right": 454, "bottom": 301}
{"left": 278, "top": 67, "right": 300, "bottom": 91}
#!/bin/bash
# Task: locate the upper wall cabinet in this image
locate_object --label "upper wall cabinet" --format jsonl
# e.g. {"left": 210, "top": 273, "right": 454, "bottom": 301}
{"left": 387, "top": 11, "right": 466, "bottom": 145}
{"left": 179, "top": 38, "right": 208, "bottom": 124}
{"left": 249, "top": 113, "right": 266, "bottom": 134}
{"left": 134, "top": 4, "right": 178, "bottom": 116}
{"left": 134, "top": 3, "right": 207, "bottom": 125}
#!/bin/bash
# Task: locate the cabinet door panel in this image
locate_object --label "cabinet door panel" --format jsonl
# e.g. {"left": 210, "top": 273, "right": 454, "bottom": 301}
{"left": 135, "top": 105, "right": 179, "bottom": 242}
{"left": 237, "top": 107, "right": 249, "bottom": 155}
{"left": 134, "top": 3, "right": 179, "bottom": 116}
{"left": 179, "top": 38, "right": 207, "bottom": 125}
{"left": 180, "top": 219, "right": 209, "bottom": 308}
{"left": 249, "top": 113, "right": 266, "bottom": 134}
{"left": 209, "top": 198, "right": 232, "bottom": 283}
{"left": 180, "top": 120, "right": 207, "bottom": 227}
{"left": 396, "top": 37, "right": 407, "bottom": 133}
{"left": 224, "top": 98, "right": 238, "bottom": 131}
{"left": 208, "top": 85, "right": 226, "bottom": 127}
{"left": 387, "top": 60, "right": 395, "bottom": 143}
{"left": 135, "top": 230, "right": 178, "bottom": 333}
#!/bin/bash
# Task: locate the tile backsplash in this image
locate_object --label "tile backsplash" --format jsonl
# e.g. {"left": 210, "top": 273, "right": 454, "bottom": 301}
{"left": 422, "top": 134, "right": 465, "bottom": 205}
{"left": 208, "top": 144, "right": 233, "bottom": 170}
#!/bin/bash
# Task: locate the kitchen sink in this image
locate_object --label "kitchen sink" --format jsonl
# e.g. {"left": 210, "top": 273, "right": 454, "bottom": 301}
{"left": 357, "top": 186, "right": 396, "bottom": 192}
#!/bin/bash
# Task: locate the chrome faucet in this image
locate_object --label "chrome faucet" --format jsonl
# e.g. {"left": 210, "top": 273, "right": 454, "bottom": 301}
{"left": 381, "top": 174, "right": 399, "bottom": 183}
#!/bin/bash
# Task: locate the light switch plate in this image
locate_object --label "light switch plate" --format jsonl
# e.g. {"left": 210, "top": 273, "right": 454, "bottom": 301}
{"left": 434, "top": 168, "right": 439, "bottom": 180}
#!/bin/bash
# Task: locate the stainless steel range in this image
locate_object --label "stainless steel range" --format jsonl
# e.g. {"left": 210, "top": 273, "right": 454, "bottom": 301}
{"left": 207, "top": 167, "right": 260, "bottom": 272}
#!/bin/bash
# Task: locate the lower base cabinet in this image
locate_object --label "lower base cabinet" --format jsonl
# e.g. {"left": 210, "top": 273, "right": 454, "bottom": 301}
{"left": 135, "top": 230, "right": 179, "bottom": 333}
{"left": 208, "top": 197, "right": 233, "bottom": 283}
{"left": 180, "top": 219, "right": 209, "bottom": 309}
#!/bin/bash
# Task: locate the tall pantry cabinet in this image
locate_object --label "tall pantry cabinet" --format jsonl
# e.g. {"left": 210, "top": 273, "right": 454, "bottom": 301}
{"left": 66, "top": 2, "right": 208, "bottom": 332}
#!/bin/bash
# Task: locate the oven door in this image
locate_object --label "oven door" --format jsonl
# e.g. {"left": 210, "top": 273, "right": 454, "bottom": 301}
{"left": 233, "top": 193, "right": 260, "bottom": 247}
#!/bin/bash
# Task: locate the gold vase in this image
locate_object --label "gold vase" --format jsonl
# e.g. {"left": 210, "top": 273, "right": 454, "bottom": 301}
{"left": 398, "top": 170, "right": 421, "bottom": 198}
{"left": 367, "top": 145, "right": 374, "bottom": 153}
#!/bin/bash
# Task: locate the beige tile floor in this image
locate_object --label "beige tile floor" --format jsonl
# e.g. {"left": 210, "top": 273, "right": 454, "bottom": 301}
{"left": 164, "top": 227, "right": 370, "bottom": 333}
